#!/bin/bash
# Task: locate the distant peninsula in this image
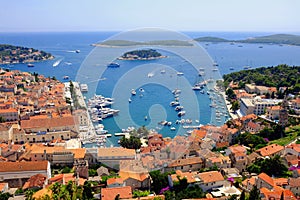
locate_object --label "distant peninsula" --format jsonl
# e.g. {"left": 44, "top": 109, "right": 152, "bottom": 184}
{"left": 0, "top": 44, "right": 53, "bottom": 65}
{"left": 92, "top": 40, "right": 194, "bottom": 47}
{"left": 195, "top": 34, "right": 300, "bottom": 46}
{"left": 118, "top": 49, "right": 166, "bottom": 60}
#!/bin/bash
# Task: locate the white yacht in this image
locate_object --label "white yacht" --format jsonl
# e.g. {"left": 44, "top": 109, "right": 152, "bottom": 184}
{"left": 131, "top": 89, "right": 136, "bottom": 95}
{"left": 53, "top": 59, "right": 62, "bottom": 67}
{"left": 177, "top": 72, "right": 184, "bottom": 76}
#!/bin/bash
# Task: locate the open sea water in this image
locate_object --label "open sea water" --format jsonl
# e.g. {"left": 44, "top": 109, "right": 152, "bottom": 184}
{"left": 1, "top": 31, "right": 300, "bottom": 146}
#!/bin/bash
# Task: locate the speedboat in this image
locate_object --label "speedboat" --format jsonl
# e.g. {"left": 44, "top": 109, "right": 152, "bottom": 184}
{"left": 192, "top": 84, "right": 202, "bottom": 90}
{"left": 172, "top": 89, "right": 181, "bottom": 95}
{"left": 53, "top": 59, "right": 62, "bottom": 67}
{"left": 178, "top": 111, "right": 186, "bottom": 117}
{"left": 177, "top": 72, "right": 184, "bottom": 76}
{"left": 170, "top": 127, "right": 176, "bottom": 131}
{"left": 131, "top": 89, "right": 136, "bottom": 95}
{"left": 175, "top": 106, "right": 184, "bottom": 111}
{"left": 170, "top": 101, "right": 180, "bottom": 106}
{"left": 63, "top": 76, "right": 69, "bottom": 80}
{"left": 107, "top": 62, "right": 120, "bottom": 68}
{"left": 148, "top": 73, "right": 154, "bottom": 78}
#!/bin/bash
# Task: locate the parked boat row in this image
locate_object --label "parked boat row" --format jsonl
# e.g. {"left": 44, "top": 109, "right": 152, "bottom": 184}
{"left": 87, "top": 94, "right": 120, "bottom": 122}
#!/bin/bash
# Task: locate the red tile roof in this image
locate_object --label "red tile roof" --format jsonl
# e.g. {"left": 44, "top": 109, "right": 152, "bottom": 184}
{"left": 258, "top": 173, "right": 274, "bottom": 187}
{"left": 101, "top": 186, "right": 132, "bottom": 200}
{"left": 22, "top": 174, "right": 46, "bottom": 190}
{"left": 256, "top": 144, "right": 284, "bottom": 157}
{"left": 198, "top": 171, "right": 224, "bottom": 184}
{"left": 107, "top": 177, "right": 124, "bottom": 185}
{"left": 0, "top": 161, "right": 49, "bottom": 172}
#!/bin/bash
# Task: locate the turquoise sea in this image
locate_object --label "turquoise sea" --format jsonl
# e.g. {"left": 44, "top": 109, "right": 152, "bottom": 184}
{"left": 1, "top": 31, "right": 300, "bottom": 146}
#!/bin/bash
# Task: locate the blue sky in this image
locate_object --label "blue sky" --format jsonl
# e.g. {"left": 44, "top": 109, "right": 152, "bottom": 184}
{"left": 1, "top": 0, "right": 299, "bottom": 32}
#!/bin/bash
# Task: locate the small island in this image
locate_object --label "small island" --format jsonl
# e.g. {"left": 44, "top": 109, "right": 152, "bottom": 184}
{"left": 195, "top": 34, "right": 300, "bottom": 46}
{"left": 0, "top": 44, "right": 54, "bottom": 65}
{"left": 118, "top": 49, "right": 167, "bottom": 60}
{"left": 92, "top": 39, "right": 194, "bottom": 47}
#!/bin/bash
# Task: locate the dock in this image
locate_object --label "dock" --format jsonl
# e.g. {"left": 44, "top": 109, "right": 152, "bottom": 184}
{"left": 183, "top": 125, "right": 203, "bottom": 129}
{"left": 114, "top": 132, "right": 130, "bottom": 138}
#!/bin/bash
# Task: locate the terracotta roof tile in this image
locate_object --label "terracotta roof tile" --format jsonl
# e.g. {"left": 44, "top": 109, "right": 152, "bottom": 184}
{"left": 168, "top": 157, "right": 203, "bottom": 167}
{"left": 0, "top": 161, "right": 49, "bottom": 172}
{"left": 289, "top": 177, "right": 300, "bottom": 187}
{"left": 119, "top": 171, "right": 149, "bottom": 182}
{"left": 21, "top": 114, "right": 76, "bottom": 129}
{"left": 97, "top": 147, "right": 135, "bottom": 158}
{"left": 22, "top": 174, "right": 47, "bottom": 190}
{"left": 286, "top": 143, "right": 300, "bottom": 153}
{"left": 258, "top": 173, "right": 274, "bottom": 187}
{"left": 256, "top": 144, "right": 284, "bottom": 157}
{"left": 171, "top": 170, "right": 200, "bottom": 183}
{"left": 107, "top": 177, "right": 124, "bottom": 185}
{"left": 101, "top": 186, "right": 132, "bottom": 200}
{"left": 198, "top": 171, "right": 224, "bottom": 183}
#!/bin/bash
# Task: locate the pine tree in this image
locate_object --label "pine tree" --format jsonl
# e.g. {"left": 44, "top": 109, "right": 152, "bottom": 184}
{"left": 249, "top": 185, "right": 261, "bottom": 200}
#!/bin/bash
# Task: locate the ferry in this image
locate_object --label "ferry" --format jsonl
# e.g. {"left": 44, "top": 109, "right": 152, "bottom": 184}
{"left": 53, "top": 59, "right": 62, "bottom": 67}
{"left": 107, "top": 62, "right": 120, "bottom": 68}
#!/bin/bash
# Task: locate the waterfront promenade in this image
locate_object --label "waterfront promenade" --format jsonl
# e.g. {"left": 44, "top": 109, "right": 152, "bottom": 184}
{"left": 65, "top": 82, "right": 97, "bottom": 140}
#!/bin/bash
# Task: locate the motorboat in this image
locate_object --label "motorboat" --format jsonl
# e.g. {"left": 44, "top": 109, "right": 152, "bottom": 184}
{"left": 178, "top": 111, "right": 186, "bottom": 117}
{"left": 107, "top": 62, "right": 120, "bottom": 68}
{"left": 53, "top": 59, "right": 62, "bottom": 67}
{"left": 170, "top": 101, "right": 180, "bottom": 106}
{"left": 177, "top": 72, "right": 184, "bottom": 76}
{"left": 175, "top": 106, "right": 184, "bottom": 111}
{"left": 131, "top": 89, "right": 136, "bottom": 95}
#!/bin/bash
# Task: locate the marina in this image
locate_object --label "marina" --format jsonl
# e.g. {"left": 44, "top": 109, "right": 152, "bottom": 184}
{"left": 2, "top": 32, "right": 299, "bottom": 146}
{"left": 87, "top": 94, "right": 120, "bottom": 122}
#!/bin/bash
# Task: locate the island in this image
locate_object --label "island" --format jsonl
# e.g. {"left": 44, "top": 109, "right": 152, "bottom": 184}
{"left": 92, "top": 39, "right": 194, "bottom": 47}
{"left": 195, "top": 34, "right": 300, "bottom": 46}
{"left": 0, "top": 44, "right": 54, "bottom": 65}
{"left": 118, "top": 49, "right": 167, "bottom": 60}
